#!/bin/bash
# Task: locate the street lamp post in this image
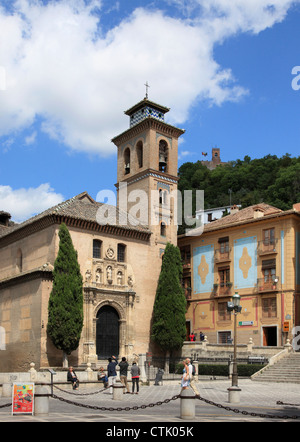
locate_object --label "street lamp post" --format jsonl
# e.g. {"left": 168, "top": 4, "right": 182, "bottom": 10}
{"left": 227, "top": 292, "right": 242, "bottom": 403}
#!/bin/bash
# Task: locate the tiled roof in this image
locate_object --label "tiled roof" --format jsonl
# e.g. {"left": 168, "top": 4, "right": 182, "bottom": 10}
{"left": 187, "top": 203, "right": 293, "bottom": 236}
{"left": 0, "top": 191, "right": 151, "bottom": 241}
{"left": 206, "top": 204, "right": 282, "bottom": 230}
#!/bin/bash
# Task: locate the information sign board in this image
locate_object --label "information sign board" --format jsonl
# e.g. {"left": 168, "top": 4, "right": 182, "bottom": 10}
{"left": 12, "top": 383, "right": 34, "bottom": 415}
{"left": 283, "top": 321, "right": 290, "bottom": 332}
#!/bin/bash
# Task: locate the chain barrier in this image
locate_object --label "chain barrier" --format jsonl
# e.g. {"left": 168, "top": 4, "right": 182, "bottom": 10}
{"left": 0, "top": 402, "right": 11, "bottom": 409}
{"left": 51, "top": 393, "right": 180, "bottom": 412}
{"left": 53, "top": 384, "right": 106, "bottom": 396}
{"left": 49, "top": 388, "right": 300, "bottom": 420}
{"left": 1, "top": 384, "right": 300, "bottom": 419}
{"left": 276, "top": 401, "right": 300, "bottom": 407}
{"left": 196, "top": 396, "right": 300, "bottom": 420}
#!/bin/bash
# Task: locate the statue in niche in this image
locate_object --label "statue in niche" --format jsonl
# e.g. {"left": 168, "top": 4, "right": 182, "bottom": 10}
{"left": 107, "top": 266, "right": 113, "bottom": 283}
{"left": 85, "top": 270, "right": 92, "bottom": 283}
{"left": 117, "top": 271, "right": 123, "bottom": 285}
{"left": 95, "top": 268, "right": 102, "bottom": 283}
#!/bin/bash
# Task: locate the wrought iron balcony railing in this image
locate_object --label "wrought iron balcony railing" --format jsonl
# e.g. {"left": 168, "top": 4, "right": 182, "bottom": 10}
{"left": 257, "top": 238, "right": 278, "bottom": 255}
{"left": 257, "top": 276, "right": 279, "bottom": 293}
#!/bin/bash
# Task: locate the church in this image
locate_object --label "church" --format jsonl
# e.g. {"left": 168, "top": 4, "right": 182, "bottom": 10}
{"left": 0, "top": 97, "right": 185, "bottom": 371}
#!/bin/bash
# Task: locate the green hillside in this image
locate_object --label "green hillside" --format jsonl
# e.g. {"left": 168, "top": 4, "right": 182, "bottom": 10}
{"left": 178, "top": 154, "right": 300, "bottom": 212}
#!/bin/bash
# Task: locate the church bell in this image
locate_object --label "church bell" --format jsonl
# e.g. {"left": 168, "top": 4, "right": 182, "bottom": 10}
{"left": 159, "top": 154, "right": 167, "bottom": 169}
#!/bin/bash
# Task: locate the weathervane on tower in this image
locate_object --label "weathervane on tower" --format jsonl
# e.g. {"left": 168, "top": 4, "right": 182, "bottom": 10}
{"left": 144, "top": 81, "right": 150, "bottom": 99}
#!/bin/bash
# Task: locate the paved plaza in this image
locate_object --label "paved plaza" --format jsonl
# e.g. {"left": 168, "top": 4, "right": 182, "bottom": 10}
{"left": 1, "top": 379, "right": 300, "bottom": 424}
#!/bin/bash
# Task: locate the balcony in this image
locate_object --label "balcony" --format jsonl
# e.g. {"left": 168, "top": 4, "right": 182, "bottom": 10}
{"left": 257, "top": 238, "right": 278, "bottom": 255}
{"left": 213, "top": 282, "right": 233, "bottom": 297}
{"left": 184, "top": 286, "right": 192, "bottom": 300}
{"left": 257, "top": 276, "right": 279, "bottom": 293}
{"left": 215, "top": 248, "right": 231, "bottom": 263}
{"left": 182, "top": 260, "right": 191, "bottom": 274}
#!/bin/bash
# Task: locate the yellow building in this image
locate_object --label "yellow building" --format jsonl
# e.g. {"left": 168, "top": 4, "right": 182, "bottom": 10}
{"left": 178, "top": 203, "right": 300, "bottom": 347}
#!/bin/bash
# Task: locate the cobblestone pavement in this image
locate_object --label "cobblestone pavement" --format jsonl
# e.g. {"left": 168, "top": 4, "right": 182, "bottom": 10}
{"left": 1, "top": 379, "right": 300, "bottom": 423}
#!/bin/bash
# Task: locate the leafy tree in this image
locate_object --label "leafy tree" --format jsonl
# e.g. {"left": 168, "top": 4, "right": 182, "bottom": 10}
{"left": 178, "top": 153, "right": 300, "bottom": 215}
{"left": 151, "top": 243, "right": 187, "bottom": 355}
{"left": 47, "top": 223, "right": 83, "bottom": 367}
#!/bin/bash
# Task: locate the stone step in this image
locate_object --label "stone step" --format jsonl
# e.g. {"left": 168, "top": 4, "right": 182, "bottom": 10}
{"left": 253, "top": 353, "right": 300, "bottom": 383}
{"left": 252, "top": 378, "right": 300, "bottom": 383}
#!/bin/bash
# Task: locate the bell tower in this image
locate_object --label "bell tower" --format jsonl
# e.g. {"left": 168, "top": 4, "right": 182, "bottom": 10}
{"left": 112, "top": 95, "right": 185, "bottom": 246}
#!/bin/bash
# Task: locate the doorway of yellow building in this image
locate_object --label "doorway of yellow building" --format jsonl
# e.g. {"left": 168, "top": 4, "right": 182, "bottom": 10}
{"left": 262, "top": 326, "right": 277, "bottom": 346}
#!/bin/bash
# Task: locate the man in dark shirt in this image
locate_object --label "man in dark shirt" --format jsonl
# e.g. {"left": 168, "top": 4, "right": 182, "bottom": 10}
{"left": 119, "top": 357, "right": 130, "bottom": 394}
{"left": 107, "top": 355, "right": 118, "bottom": 394}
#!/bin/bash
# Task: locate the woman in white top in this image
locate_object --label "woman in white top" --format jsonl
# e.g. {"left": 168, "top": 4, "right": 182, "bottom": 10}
{"left": 181, "top": 360, "right": 190, "bottom": 390}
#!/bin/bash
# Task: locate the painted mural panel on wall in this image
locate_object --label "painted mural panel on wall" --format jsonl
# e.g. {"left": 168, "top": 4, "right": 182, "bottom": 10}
{"left": 193, "top": 245, "right": 214, "bottom": 294}
{"left": 234, "top": 236, "right": 257, "bottom": 289}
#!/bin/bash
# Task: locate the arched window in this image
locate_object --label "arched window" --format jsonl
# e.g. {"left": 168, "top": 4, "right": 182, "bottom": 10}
{"left": 124, "top": 147, "right": 131, "bottom": 175}
{"left": 117, "top": 244, "right": 126, "bottom": 262}
{"left": 93, "top": 240, "right": 102, "bottom": 259}
{"left": 159, "top": 189, "right": 168, "bottom": 206}
{"left": 159, "top": 140, "right": 168, "bottom": 173}
{"left": 136, "top": 141, "right": 143, "bottom": 168}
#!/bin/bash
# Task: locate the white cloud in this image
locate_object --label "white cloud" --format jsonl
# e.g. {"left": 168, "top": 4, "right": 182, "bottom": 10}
{"left": 168, "top": 0, "right": 297, "bottom": 35}
{"left": 0, "top": 0, "right": 298, "bottom": 156}
{"left": 178, "top": 150, "right": 195, "bottom": 160}
{"left": 24, "top": 131, "right": 37, "bottom": 145}
{"left": 0, "top": 183, "right": 64, "bottom": 223}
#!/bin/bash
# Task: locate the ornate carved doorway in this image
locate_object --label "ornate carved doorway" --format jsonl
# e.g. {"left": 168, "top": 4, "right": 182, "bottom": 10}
{"left": 96, "top": 305, "right": 120, "bottom": 359}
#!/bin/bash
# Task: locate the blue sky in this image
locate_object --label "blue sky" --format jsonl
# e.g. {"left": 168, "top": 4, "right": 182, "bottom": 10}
{"left": 0, "top": 0, "right": 300, "bottom": 222}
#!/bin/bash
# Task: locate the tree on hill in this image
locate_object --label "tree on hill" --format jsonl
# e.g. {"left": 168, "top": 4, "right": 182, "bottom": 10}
{"left": 177, "top": 154, "right": 300, "bottom": 224}
{"left": 47, "top": 223, "right": 83, "bottom": 367}
{"left": 151, "top": 243, "right": 187, "bottom": 361}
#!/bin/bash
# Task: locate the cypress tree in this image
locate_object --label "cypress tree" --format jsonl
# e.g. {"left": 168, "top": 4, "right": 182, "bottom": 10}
{"left": 47, "top": 223, "right": 83, "bottom": 366}
{"left": 151, "top": 242, "right": 187, "bottom": 353}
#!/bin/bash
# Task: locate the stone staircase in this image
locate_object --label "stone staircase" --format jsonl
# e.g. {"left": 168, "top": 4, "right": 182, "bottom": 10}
{"left": 252, "top": 352, "right": 300, "bottom": 383}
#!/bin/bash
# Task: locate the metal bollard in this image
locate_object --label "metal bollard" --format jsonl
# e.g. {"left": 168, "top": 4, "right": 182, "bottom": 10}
{"left": 228, "top": 386, "right": 241, "bottom": 404}
{"left": 180, "top": 388, "right": 196, "bottom": 420}
{"left": 113, "top": 381, "right": 123, "bottom": 401}
{"left": 34, "top": 385, "right": 50, "bottom": 416}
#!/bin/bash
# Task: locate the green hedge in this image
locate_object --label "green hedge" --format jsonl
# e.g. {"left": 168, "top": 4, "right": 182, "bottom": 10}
{"left": 198, "top": 364, "right": 266, "bottom": 377}
{"left": 173, "top": 363, "right": 266, "bottom": 377}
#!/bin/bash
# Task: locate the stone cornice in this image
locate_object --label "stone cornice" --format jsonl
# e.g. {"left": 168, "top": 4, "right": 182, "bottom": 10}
{"left": 0, "top": 213, "right": 151, "bottom": 249}
{"left": 0, "top": 267, "right": 53, "bottom": 289}
{"left": 115, "top": 168, "right": 179, "bottom": 189}
{"left": 111, "top": 117, "right": 185, "bottom": 146}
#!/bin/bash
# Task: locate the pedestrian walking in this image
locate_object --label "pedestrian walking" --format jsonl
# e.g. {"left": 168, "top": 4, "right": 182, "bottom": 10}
{"left": 107, "top": 355, "right": 118, "bottom": 394}
{"left": 185, "top": 357, "right": 200, "bottom": 397}
{"left": 180, "top": 360, "right": 190, "bottom": 391}
{"left": 119, "top": 357, "right": 130, "bottom": 394}
{"left": 131, "top": 361, "right": 140, "bottom": 394}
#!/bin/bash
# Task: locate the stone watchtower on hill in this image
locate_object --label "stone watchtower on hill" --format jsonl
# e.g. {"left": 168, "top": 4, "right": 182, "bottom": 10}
{"left": 201, "top": 147, "right": 227, "bottom": 170}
